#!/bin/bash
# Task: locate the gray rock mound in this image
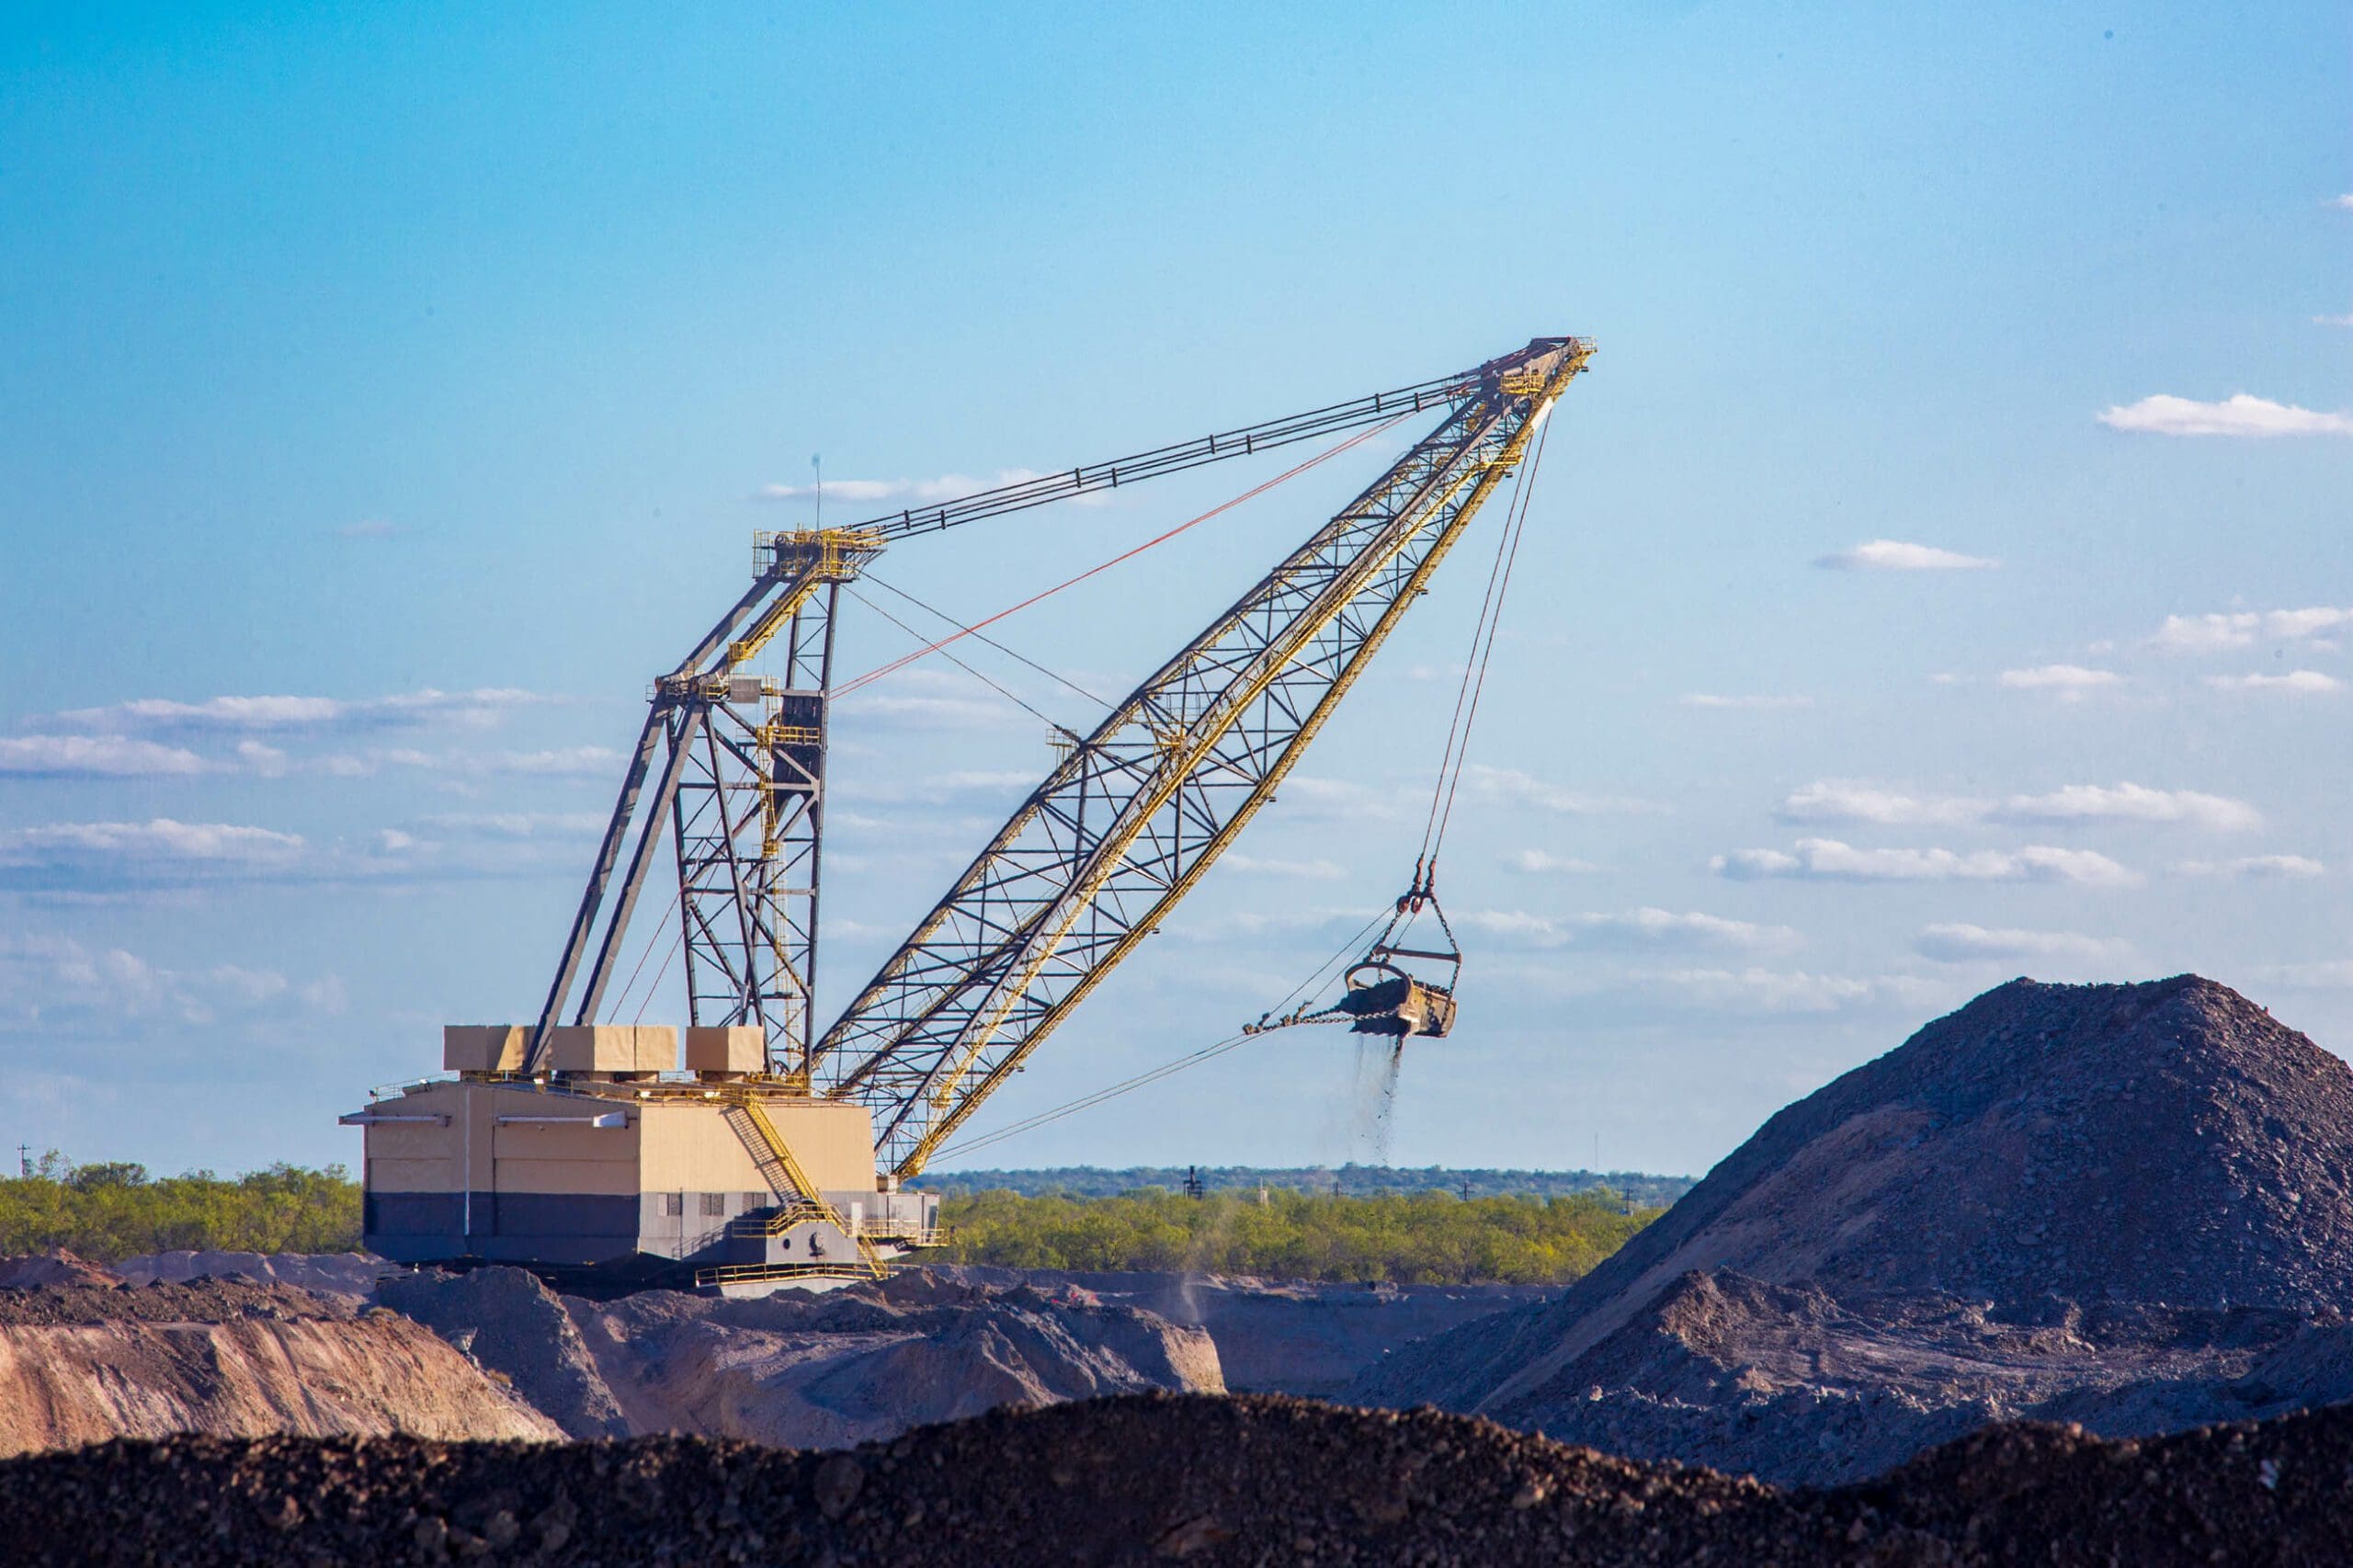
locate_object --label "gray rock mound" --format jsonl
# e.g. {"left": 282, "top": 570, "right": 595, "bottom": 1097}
{"left": 1357, "top": 976, "right": 2353, "bottom": 1483}
{"left": 375, "top": 1267, "right": 630, "bottom": 1439}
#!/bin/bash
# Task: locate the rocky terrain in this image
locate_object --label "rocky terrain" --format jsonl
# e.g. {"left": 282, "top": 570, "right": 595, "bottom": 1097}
{"left": 381, "top": 1264, "right": 1224, "bottom": 1446}
{"left": 117, "top": 1249, "right": 386, "bottom": 1297}
{"left": 0, "top": 1254, "right": 558, "bottom": 1454}
{"left": 925, "top": 1263, "right": 1545, "bottom": 1396}
{"left": 1358, "top": 975, "right": 2353, "bottom": 1483}
{"left": 6, "top": 1390, "right": 2350, "bottom": 1565}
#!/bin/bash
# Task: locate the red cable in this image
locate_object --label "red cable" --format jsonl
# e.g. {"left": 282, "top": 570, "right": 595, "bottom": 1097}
{"left": 832, "top": 414, "right": 1413, "bottom": 701}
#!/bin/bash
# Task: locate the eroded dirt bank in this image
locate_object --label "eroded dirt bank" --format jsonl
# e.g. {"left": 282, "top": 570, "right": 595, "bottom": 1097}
{"left": 6, "top": 1390, "right": 2349, "bottom": 1566}
{"left": 0, "top": 1266, "right": 558, "bottom": 1454}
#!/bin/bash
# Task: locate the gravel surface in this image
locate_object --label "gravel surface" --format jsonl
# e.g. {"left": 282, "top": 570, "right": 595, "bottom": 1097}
{"left": 0, "top": 1276, "right": 350, "bottom": 1326}
{"left": 5, "top": 1390, "right": 2349, "bottom": 1565}
{"left": 1360, "top": 977, "right": 2353, "bottom": 1483}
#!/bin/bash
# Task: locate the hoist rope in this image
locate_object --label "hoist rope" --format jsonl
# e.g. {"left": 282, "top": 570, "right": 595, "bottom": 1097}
{"left": 1412, "top": 405, "right": 1555, "bottom": 875}
{"left": 600, "top": 877, "right": 685, "bottom": 1025}
{"left": 831, "top": 413, "right": 1415, "bottom": 702}
{"left": 860, "top": 574, "right": 1111, "bottom": 710}
{"left": 931, "top": 905, "right": 1392, "bottom": 1164}
{"left": 842, "top": 583, "right": 1070, "bottom": 733}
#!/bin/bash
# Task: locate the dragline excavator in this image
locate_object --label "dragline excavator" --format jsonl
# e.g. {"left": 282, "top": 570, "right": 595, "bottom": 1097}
{"left": 345, "top": 335, "right": 1594, "bottom": 1293}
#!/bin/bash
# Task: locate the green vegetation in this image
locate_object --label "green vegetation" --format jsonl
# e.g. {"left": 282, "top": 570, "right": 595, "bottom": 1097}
{"left": 926, "top": 1164, "right": 1695, "bottom": 1207}
{"left": 936, "top": 1187, "right": 1662, "bottom": 1285}
{"left": 0, "top": 1154, "right": 361, "bottom": 1261}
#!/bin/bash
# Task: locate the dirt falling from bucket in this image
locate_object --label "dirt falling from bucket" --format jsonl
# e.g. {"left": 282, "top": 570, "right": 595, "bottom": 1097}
{"left": 1347, "top": 1038, "right": 1406, "bottom": 1165}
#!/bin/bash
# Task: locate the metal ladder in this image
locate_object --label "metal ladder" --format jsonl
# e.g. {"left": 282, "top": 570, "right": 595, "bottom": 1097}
{"left": 721, "top": 1096, "right": 887, "bottom": 1279}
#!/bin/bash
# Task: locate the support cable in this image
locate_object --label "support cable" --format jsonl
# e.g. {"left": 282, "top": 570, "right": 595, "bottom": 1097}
{"left": 841, "top": 584, "right": 1072, "bottom": 734}
{"left": 1427, "top": 413, "right": 1552, "bottom": 866}
{"left": 931, "top": 907, "right": 1391, "bottom": 1163}
{"left": 1412, "top": 407, "right": 1555, "bottom": 877}
{"left": 832, "top": 414, "right": 1414, "bottom": 702}
{"left": 859, "top": 574, "right": 1111, "bottom": 710}
{"left": 602, "top": 878, "right": 687, "bottom": 1024}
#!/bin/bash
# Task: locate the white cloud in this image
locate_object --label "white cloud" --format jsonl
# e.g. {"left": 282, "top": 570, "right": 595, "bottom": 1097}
{"left": 1997, "top": 665, "right": 2122, "bottom": 697}
{"left": 1778, "top": 780, "right": 1986, "bottom": 827}
{"left": 1813, "top": 540, "right": 1999, "bottom": 571}
{"left": 2154, "top": 607, "right": 2353, "bottom": 653}
{"left": 1499, "top": 964, "right": 1952, "bottom": 1016}
{"left": 2097, "top": 394, "right": 2353, "bottom": 437}
{"left": 2260, "top": 960, "right": 2353, "bottom": 989}
{"left": 1780, "top": 779, "right": 2257, "bottom": 834}
{"left": 1679, "top": 694, "right": 1814, "bottom": 710}
{"left": 0, "top": 819, "right": 305, "bottom": 865}
{"left": 1506, "top": 849, "right": 1599, "bottom": 874}
{"left": 2335, "top": 195, "right": 2353, "bottom": 211}
{"left": 2174, "top": 855, "right": 2325, "bottom": 880}
{"left": 1460, "top": 906, "right": 1801, "bottom": 954}
{"left": 1459, "top": 765, "right": 1665, "bottom": 816}
{"left": 1220, "top": 853, "right": 1345, "bottom": 880}
{"left": 2204, "top": 670, "right": 2344, "bottom": 695}
{"left": 0, "top": 735, "right": 209, "bottom": 777}
{"left": 1274, "top": 777, "right": 1404, "bottom": 824}
{"left": 2316, "top": 313, "right": 2353, "bottom": 329}
{"left": 1995, "top": 783, "right": 2261, "bottom": 834}
{"left": 756, "top": 468, "right": 1112, "bottom": 510}
{"left": 475, "top": 747, "right": 625, "bottom": 776}
{"left": 417, "top": 811, "right": 608, "bottom": 839}
{"left": 1913, "top": 924, "right": 2136, "bottom": 966}
{"left": 45, "top": 688, "right": 550, "bottom": 734}
{"left": 1712, "top": 837, "right": 2135, "bottom": 887}
{"left": 0, "top": 933, "right": 341, "bottom": 1032}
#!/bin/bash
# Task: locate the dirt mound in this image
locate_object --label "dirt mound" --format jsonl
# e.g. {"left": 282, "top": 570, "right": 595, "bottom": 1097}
{"left": 0, "top": 1276, "right": 559, "bottom": 1455}
{"left": 371, "top": 1266, "right": 1223, "bottom": 1449}
{"left": 930, "top": 1263, "right": 1547, "bottom": 1396}
{"left": 0, "top": 1249, "right": 123, "bottom": 1290}
{"left": 377, "top": 1268, "right": 628, "bottom": 1439}
{"left": 1358, "top": 976, "right": 2353, "bottom": 1482}
{"left": 0, "top": 1277, "right": 342, "bottom": 1326}
{"left": 119, "top": 1251, "right": 386, "bottom": 1297}
{"left": 4, "top": 1391, "right": 2350, "bottom": 1565}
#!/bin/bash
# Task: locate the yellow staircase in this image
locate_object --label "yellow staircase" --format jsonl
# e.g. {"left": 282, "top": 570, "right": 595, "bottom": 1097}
{"left": 721, "top": 1096, "right": 887, "bottom": 1279}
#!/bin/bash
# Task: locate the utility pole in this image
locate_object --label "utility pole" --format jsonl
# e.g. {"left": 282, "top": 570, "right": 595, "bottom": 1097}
{"left": 16, "top": 1144, "right": 29, "bottom": 1178}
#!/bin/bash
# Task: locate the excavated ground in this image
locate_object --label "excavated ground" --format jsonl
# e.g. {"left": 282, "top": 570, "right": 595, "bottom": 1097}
{"left": 6, "top": 1391, "right": 2351, "bottom": 1566}
{"left": 0, "top": 1252, "right": 560, "bottom": 1453}
{"left": 1359, "top": 976, "right": 2353, "bottom": 1484}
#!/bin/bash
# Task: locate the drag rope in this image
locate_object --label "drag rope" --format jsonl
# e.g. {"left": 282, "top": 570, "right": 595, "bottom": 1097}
{"left": 932, "top": 907, "right": 1392, "bottom": 1164}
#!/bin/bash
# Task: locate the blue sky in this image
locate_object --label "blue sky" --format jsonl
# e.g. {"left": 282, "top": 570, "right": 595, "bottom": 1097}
{"left": 1, "top": 2, "right": 2346, "bottom": 1181}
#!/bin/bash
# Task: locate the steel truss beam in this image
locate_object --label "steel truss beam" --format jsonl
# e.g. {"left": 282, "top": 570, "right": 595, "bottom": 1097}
{"left": 810, "top": 339, "right": 1594, "bottom": 1176}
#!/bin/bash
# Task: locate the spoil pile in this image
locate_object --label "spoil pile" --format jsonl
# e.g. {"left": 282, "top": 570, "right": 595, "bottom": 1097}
{"left": 119, "top": 1250, "right": 385, "bottom": 1298}
{"left": 0, "top": 1263, "right": 560, "bottom": 1453}
{"left": 1358, "top": 976, "right": 2353, "bottom": 1483}
{"left": 375, "top": 1265, "right": 1224, "bottom": 1448}
{"left": 927, "top": 1263, "right": 1548, "bottom": 1397}
{"left": 5, "top": 1390, "right": 2351, "bottom": 1566}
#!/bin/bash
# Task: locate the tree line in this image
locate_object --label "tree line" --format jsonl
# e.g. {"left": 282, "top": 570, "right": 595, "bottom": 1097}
{"left": 0, "top": 1153, "right": 362, "bottom": 1261}
{"left": 0, "top": 1156, "right": 1663, "bottom": 1284}
{"left": 935, "top": 1186, "right": 1661, "bottom": 1285}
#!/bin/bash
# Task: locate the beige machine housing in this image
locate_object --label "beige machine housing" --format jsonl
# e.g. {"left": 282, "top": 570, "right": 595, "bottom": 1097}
{"left": 354, "top": 1024, "right": 939, "bottom": 1287}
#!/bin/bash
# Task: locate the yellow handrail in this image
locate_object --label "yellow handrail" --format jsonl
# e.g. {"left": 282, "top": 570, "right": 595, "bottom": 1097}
{"left": 727, "top": 1096, "right": 887, "bottom": 1278}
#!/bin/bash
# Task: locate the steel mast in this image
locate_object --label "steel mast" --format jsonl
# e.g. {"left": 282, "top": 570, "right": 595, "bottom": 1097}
{"left": 814, "top": 339, "right": 1593, "bottom": 1176}
{"left": 528, "top": 363, "right": 1499, "bottom": 1076}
